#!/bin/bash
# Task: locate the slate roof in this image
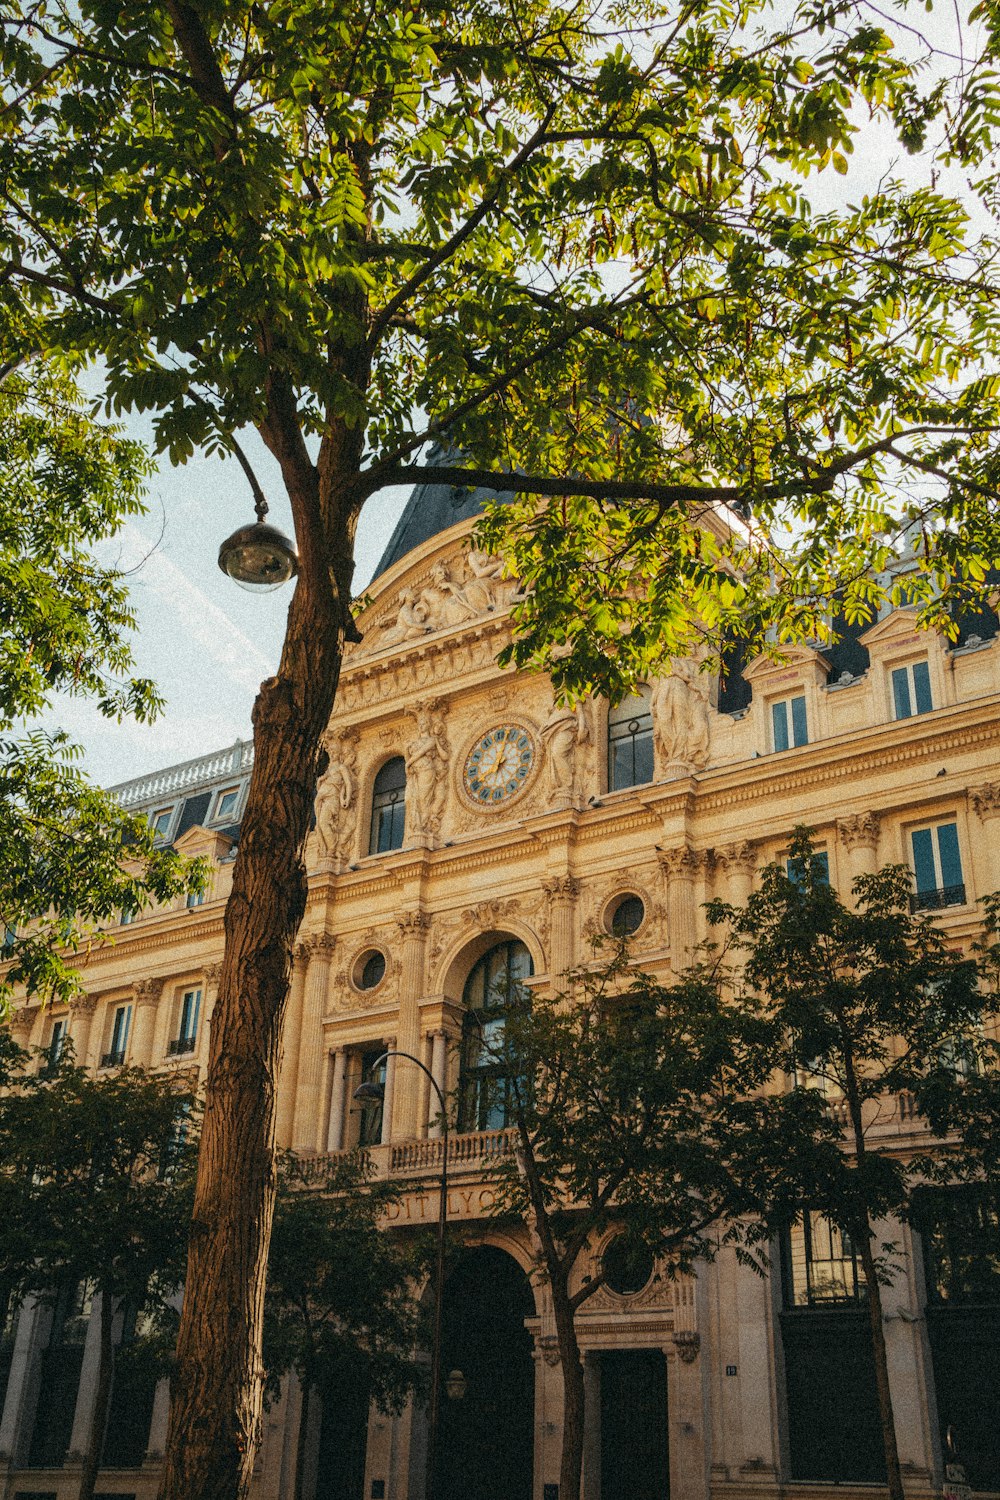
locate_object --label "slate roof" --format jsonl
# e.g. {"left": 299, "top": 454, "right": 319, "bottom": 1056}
{"left": 371, "top": 457, "right": 515, "bottom": 580}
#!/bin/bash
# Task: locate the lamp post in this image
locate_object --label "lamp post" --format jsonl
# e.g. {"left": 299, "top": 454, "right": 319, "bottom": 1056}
{"left": 354, "top": 1048, "right": 449, "bottom": 1500}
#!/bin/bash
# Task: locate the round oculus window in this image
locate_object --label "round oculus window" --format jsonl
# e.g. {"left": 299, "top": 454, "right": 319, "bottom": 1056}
{"left": 610, "top": 894, "right": 645, "bottom": 937}
{"left": 602, "top": 1236, "right": 655, "bottom": 1297}
{"left": 463, "top": 724, "right": 535, "bottom": 806}
{"left": 357, "top": 951, "right": 386, "bottom": 991}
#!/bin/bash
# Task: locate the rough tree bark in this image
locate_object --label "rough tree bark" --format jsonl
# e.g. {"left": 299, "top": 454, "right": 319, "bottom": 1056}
{"left": 79, "top": 1290, "right": 115, "bottom": 1500}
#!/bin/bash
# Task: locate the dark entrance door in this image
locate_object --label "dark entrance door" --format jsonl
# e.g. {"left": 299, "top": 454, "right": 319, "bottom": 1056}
{"left": 438, "top": 1246, "right": 535, "bottom": 1500}
{"left": 600, "top": 1349, "right": 669, "bottom": 1500}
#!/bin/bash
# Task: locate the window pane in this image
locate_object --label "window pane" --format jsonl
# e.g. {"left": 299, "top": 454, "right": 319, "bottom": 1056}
{"left": 791, "top": 695, "right": 808, "bottom": 746}
{"left": 911, "top": 828, "right": 937, "bottom": 893}
{"left": 632, "top": 729, "right": 653, "bottom": 785}
{"left": 772, "top": 701, "right": 789, "bottom": 752}
{"left": 892, "top": 666, "right": 912, "bottom": 719}
{"left": 936, "top": 822, "right": 963, "bottom": 891}
{"left": 913, "top": 660, "right": 933, "bottom": 714}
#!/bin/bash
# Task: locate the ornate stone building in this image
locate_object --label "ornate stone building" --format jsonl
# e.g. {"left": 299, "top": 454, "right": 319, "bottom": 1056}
{"left": 2, "top": 477, "right": 999, "bottom": 1500}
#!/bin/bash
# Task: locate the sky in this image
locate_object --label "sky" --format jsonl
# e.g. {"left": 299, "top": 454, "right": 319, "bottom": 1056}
{"left": 39, "top": 1, "right": 988, "bottom": 791}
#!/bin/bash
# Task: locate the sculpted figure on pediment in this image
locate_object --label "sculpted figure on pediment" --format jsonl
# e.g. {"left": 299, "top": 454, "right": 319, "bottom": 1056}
{"left": 316, "top": 733, "right": 358, "bottom": 863}
{"left": 380, "top": 587, "right": 432, "bottom": 647}
{"left": 652, "top": 657, "right": 711, "bottom": 773}
{"left": 463, "top": 548, "right": 507, "bottom": 611}
{"left": 406, "top": 702, "right": 450, "bottom": 837}
{"left": 377, "top": 553, "right": 514, "bottom": 649}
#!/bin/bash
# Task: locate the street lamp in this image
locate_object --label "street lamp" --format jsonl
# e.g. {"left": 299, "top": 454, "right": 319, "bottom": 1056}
{"left": 217, "top": 470, "right": 298, "bottom": 594}
{"left": 354, "top": 1049, "right": 449, "bottom": 1500}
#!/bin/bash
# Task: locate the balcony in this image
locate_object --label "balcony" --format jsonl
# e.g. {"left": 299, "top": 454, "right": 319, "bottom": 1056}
{"left": 167, "top": 1036, "right": 197, "bottom": 1057}
{"left": 100, "top": 1049, "right": 126, "bottom": 1068}
{"left": 910, "top": 883, "right": 966, "bottom": 913}
{"left": 297, "top": 1128, "right": 515, "bottom": 1187}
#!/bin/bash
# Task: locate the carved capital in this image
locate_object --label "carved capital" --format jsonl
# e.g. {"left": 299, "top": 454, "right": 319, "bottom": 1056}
{"left": 397, "top": 911, "right": 432, "bottom": 937}
{"left": 203, "top": 962, "right": 224, "bottom": 986}
{"left": 970, "top": 783, "right": 1000, "bottom": 820}
{"left": 8, "top": 1004, "right": 38, "bottom": 1038}
{"left": 716, "top": 841, "right": 757, "bottom": 877}
{"left": 293, "top": 938, "right": 314, "bottom": 964}
{"left": 657, "top": 845, "right": 700, "bottom": 880}
{"left": 132, "top": 978, "right": 162, "bottom": 1006}
{"left": 837, "top": 812, "right": 880, "bottom": 850}
{"left": 68, "top": 993, "right": 99, "bottom": 1016}
{"left": 542, "top": 876, "right": 580, "bottom": 903}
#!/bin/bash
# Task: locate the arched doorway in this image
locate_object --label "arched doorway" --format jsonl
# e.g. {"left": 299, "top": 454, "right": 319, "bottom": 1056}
{"left": 438, "top": 1245, "right": 535, "bottom": 1500}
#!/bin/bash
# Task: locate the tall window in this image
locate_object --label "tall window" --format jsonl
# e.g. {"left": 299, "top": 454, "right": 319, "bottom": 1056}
{"left": 47, "top": 1018, "right": 67, "bottom": 1067}
{"left": 910, "top": 822, "right": 965, "bottom": 910}
{"left": 357, "top": 1049, "right": 387, "bottom": 1146}
{"left": 102, "top": 1003, "right": 131, "bottom": 1067}
{"left": 771, "top": 694, "right": 808, "bottom": 751}
{"left": 608, "top": 688, "right": 653, "bottom": 791}
{"left": 784, "top": 1212, "right": 862, "bottom": 1306}
{"left": 458, "top": 939, "right": 533, "bottom": 1132}
{"left": 369, "top": 756, "right": 406, "bottom": 854}
{"left": 892, "top": 660, "right": 933, "bottom": 719}
{"left": 169, "top": 988, "right": 201, "bottom": 1055}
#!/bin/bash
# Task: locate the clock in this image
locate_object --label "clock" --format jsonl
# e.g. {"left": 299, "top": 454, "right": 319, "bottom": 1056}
{"left": 463, "top": 724, "right": 536, "bottom": 806}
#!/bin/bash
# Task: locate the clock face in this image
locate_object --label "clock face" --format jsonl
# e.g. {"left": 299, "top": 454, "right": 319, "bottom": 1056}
{"left": 463, "top": 724, "right": 535, "bottom": 806}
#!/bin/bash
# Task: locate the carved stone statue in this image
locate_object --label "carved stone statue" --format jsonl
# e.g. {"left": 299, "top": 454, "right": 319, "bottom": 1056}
{"left": 419, "top": 560, "right": 480, "bottom": 629}
{"left": 379, "top": 553, "right": 514, "bottom": 647}
{"left": 651, "top": 658, "right": 711, "bottom": 773}
{"left": 405, "top": 703, "right": 449, "bottom": 836}
{"left": 380, "top": 587, "right": 432, "bottom": 647}
{"left": 316, "top": 734, "right": 358, "bottom": 863}
{"left": 540, "top": 698, "right": 591, "bottom": 802}
{"left": 462, "top": 548, "right": 505, "bottom": 612}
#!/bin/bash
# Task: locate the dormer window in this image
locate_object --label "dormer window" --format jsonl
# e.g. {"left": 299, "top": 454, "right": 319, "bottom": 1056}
{"left": 150, "top": 806, "right": 175, "bottom": 840}
{"left": 891, "top": 660, "right": 932, "bottom": 719}
{"left": 771, "top": 694, "right": 808, "bottom": 752}
{"left": 213, "top": 785, "right": 241, "bottom": 821}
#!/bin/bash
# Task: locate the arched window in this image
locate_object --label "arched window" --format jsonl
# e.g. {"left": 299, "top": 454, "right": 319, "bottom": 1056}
{"left": 369, "top": 756, "right": 406, "bottom": 855}
{"left": 607, "top": 687, "right": 653, "bottom": 791}
{"left": 458, "top": 939, "right": 533, "bottom": 1132}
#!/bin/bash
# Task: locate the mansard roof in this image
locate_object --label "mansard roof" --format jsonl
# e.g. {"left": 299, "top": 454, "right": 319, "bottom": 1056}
{"left": 372, "top": 455, "right": 514, "bottom": 580}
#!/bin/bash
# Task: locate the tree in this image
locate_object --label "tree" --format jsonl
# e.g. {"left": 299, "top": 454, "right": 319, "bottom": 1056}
{"left": 709, "top": 834, "right": 1000, "bottom": 1500}
{"left": 1, "top": 5, "right": 999, "bottom": 1494}
{"left": 0, "top": 1040, "right": 200, "bottom": 1500}
{"left": 478, "top": 945, "right": 822, "bottom": 1500}
{"left": 263, "top": 1156, "right": 427, "bottom": 1500}
{"left": 0, "top": 357, "right": 202, "bottom": 1009}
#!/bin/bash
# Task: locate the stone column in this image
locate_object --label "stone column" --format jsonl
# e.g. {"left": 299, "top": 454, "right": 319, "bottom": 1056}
{"left": 66, "top": 1295, "right": 106, "bottom": 1463}
{"left": 276, "top": 945, "right": 311, "bottom": 1149}
{"left": 67, "top": 994, "right": 98, "bottom": 1070}
{"left": 969, "top": 783, "right": 1000, "bottom": 896}
{"left": 428, "top": 1031, "right": 449, "bottom": 1139}
{"left": 582, "top": 1352, "right": 602, "bottom": 1500}
{"left": 393, "top": 912, "right": 431, "bottom": 1141}
{"left": 197, "top": 962, "right": 224, "bottom": 1076}
{"left": 543, "top": 875, "right": 580, "bottom": 983}
{"left": 837, "top": 812, "right": 881, "bottom": 901}
{"left": 129, "top": 978, "right": 163, "bottom": 1069}
{"left": 325, "top": 1049, "right": 348, "bottom": 1152}
{"left": 0, "top": 1294, "right": 48, "bottom": 1463}
{"left": 658, "top": 846, "right": 701, "bottom": 976}
{"left": 8, "top": 1004, "right": 39, "bottom": 1056}
{"left": 291, "top": 934, "right": 338, "bottom": 1153}
{"left": 715, "top": 842, "right": 757, "bottom": 990}
{"left": 380, "top": 1041, "right": 397, "bottom": 1146}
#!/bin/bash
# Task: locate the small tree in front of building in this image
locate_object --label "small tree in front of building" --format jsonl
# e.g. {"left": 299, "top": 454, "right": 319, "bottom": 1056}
{"left": 0, "top": 1041, "right": 198, "bottom": 1500}
{"left": 263, "top": 1154, "right": 428, "bottom": 1500}
{"left": 709, "top": 833, "right": 1000, "bottom": 1500}
{"left": 479, "top": 945, "right": 826, "bottom": 1500}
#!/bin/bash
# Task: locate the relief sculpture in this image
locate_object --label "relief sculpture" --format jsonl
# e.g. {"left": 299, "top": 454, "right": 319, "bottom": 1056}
{"left": 375, "top": 552, "right": 513, "bottom": 650}
{"left": 315, "top": 732, "right": 358, "bottom": 867}
{"left": 651, "top": 658, "right": 711, "bottom": 774}
{"left": 405, "top": 701, "right": 450, "bottom": 838}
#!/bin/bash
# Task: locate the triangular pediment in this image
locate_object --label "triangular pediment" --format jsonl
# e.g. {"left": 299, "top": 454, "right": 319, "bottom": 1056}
{"left": 173, "top": 825, "right": 233, "bottom": 861}
{"left": 742, "top": 643, "right": 831, "bottom": 683}
{"left": 857, "top": 607, "right": 924, "bottom": 648}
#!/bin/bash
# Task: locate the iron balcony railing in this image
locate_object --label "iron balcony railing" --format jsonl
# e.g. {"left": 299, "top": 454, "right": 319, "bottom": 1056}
{"left": 167, "top": 1036, "right": 197, "bottom": 1057}
{"left": 910, "top": 883, "right": 966, "bottom": 913}
{"left": 100, "top": 1048, "right": 126, "bottom": 1068}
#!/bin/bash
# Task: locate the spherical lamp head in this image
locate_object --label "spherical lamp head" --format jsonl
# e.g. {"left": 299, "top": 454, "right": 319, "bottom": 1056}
{"left": 218, "top": 520, "right": 298, "bottom": 594}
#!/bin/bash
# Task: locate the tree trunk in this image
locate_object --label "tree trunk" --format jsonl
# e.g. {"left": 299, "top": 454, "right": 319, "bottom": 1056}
{"left": 79, "top": 1289, "right": 115, "bottom": 1500}
{"left": 293, "top": 1375, "right": 314, "bottom": 1500}
{"left": 856, "top": 1226, "right": 905, "bottom": 1500}
{"left": 551, "top": 1273, "right": 586, "bottom": 1500}
{"left": 157, "top": 443, "right": 360, "bottom": 1499}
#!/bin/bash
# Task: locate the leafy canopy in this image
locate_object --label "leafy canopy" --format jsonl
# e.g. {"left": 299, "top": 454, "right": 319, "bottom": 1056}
{"left": 1, "top": 1, "right": 999, "bottom": 697}
{"left": 0, "top": 359, "right": 203, "bottom": 1010}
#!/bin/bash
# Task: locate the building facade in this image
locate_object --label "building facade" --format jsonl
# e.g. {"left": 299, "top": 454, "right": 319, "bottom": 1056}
{"left": 2, "top": 481, "right": 1000, "bottom": 1500}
